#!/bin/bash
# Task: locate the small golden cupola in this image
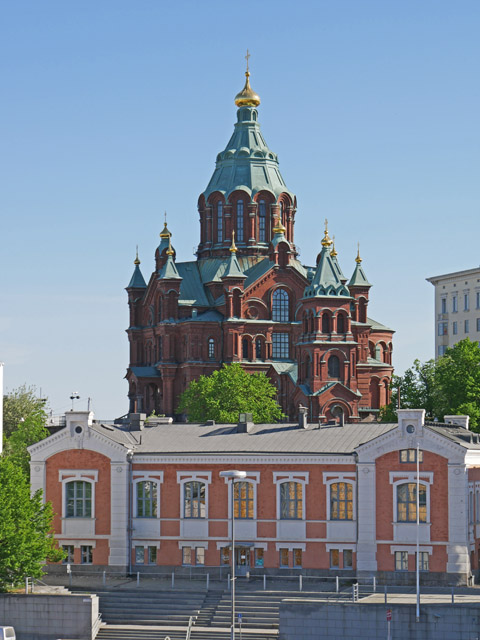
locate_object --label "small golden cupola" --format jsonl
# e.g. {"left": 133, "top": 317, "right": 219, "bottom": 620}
{"left": 234, "top": 50, "right": 261, "bottom": 108}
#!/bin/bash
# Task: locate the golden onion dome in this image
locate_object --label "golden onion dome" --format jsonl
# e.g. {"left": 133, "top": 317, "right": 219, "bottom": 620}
{"left": 355, "top": 243, "right": 362, "bottom": 264}
{"left": 235, "top": 71, "right": 261, "bottom": 108}
{"left": 134, "top": 246, "right": 140, "bottom": 265}
{"left": 272, "top": 214, "right": 286, "bottom": 235}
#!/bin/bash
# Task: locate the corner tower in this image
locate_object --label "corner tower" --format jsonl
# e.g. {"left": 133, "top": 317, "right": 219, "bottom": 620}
{"left": 197, "top": 60, "right": 297, "bottom": 259}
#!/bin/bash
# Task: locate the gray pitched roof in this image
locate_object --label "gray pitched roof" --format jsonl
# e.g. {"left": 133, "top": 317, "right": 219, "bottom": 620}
{"left": 127, "top": 264, "right": 147, "bottom": 289}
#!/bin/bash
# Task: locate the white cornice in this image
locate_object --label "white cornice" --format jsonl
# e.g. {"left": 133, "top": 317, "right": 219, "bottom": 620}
{"left": 133, "top": 454, "right": 354, "bottom": 465}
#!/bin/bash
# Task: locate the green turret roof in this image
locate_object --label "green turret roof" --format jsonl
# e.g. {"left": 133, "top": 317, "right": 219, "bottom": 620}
{"left": 304, "top": 245, "right": 350, "bottom": 298}
{"left": 203, "top": 106, "right": 292, "bottom": 201}
{"left": 348, "top": 261, "right": 371, "bottom": 287}
{"left": 127, "top": 258, "right": 147, "bottom": 289}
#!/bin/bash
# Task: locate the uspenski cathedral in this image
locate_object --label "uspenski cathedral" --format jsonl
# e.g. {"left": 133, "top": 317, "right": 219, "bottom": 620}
{"left": 125, "top": 62, "right": 394, "bottom": 422}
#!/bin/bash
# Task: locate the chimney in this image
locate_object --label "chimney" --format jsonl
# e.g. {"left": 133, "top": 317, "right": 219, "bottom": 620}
{"left": 445, "top": 415, "right": 470, "bottom": 430}
{"left": 129, "top": 412, "right": 146, "bottom": 431}
{"left": 298, "top": 405, "right": 308, "bottom": 429}
{"left": 237, "top": 412, "right": 254, "bottom": 433}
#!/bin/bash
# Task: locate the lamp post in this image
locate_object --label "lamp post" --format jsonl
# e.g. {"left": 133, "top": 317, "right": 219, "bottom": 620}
{"left": 220, "top": 470, "right": 247, "bottom": 640}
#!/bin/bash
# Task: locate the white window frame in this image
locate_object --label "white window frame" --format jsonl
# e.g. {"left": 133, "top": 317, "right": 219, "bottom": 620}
{"left": 323, "top": 473, "right": 356, "bottom": 521}
{"left": 389, "top": 472, "right": 433, "bottom": 524}
{"left": 273, "top": 472, "right": 308, "bottom": 522}
{"left": 133, "top": 473, "right": 163, "bottom": 519}
{"left": 59, "top": 470, "right": 98, "bottom": 520}
{"left": 177, "top": 472, "right": 212, "bottom": 520}
{"left": 223, "top": 471, "right": 260, "bottom": 521}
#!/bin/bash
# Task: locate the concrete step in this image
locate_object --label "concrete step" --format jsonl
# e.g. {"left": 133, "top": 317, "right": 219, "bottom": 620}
{"left": 96, "top": 626, "right": 277, "bottom": 640}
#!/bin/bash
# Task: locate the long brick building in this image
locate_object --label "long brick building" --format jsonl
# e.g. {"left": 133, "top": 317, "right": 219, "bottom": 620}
{"left": 125, "top": 65, "right": 394, "bottom": 422}
{"left": 29, "top": 409, "right": 478, "bottom": 584}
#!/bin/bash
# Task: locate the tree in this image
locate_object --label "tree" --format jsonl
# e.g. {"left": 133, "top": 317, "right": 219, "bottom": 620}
{"left": 177, "top": 363, "right": 283, "bottom": 423}
{"left": 3, "top": 385, "right": 47, "bottom": 440}
{"left": 379, "top": 359, "right": 436, "bottom": 422}
{"left": 434, "top": 339, "right": 480, "bottom": 430}
{"left": 0, "top": 456, "right": 63, "bottom": 590}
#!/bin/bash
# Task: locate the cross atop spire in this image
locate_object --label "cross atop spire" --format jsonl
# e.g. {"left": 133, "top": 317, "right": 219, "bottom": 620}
{"left": 134, "top": 245, "right": 140, "bottom": 265}
{"left": 245, "top": 49, "right": 250, "bottom": 74}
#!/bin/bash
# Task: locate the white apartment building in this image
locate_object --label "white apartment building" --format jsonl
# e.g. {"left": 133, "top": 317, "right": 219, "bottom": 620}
{"left": 427, "top": 267, "right": 480, "bottom": 357}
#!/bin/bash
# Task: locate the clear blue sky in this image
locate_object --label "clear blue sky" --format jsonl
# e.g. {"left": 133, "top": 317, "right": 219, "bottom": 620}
{"left": 1, "top": 0, "right": 479, "bottom": 418}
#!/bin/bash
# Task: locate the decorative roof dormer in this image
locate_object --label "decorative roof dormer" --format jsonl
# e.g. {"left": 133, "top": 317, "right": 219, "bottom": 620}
{"left": 158, "top": 237, "right": 182, "bottom": 281}
{"left": 348, "top": 244, "right": 371, "bottom": 288}
{"left": 155, "top": 215, "right": 175, "bottom": 271}
{"left": 304, "top": 222, "right": 350, "bottom": 298}
{"left": 222, "top": 232, "right": 246, "bottom": 281}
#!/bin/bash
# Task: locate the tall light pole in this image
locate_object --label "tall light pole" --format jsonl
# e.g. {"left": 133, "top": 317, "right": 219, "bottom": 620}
{"left": 220, "top": 470, "right": 247, "bottom": 640}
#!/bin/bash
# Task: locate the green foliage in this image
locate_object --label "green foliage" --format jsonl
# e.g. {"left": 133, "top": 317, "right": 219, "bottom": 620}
{"left": 0, "top": 456, "right": 64, "bottom": 590}
{"left": 2, "top": 386, "right": 49, "bottom": 479}
{"left": 177, "top": 363, "right": 283, "bottom": 423}
{"left": 3, "top": 385, "right": 48, "bottom": 440}
{"left": 379, "top": 340, "right": 480, "bottom": 430}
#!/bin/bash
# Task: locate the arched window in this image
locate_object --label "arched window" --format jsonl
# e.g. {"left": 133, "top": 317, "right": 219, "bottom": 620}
{"left": 303, "top": 313, "right": 308, "bottom": 333}
{"left": 157, "top": 299, "right": 162, "bottom": 323}
{"left": 309, "top": 314, "right": 315, "bottom": 333}
{"left": 208, "top": 338, "right": 215, "bottom": 360}
{"left": 184, "top": 481, "right": 206, "bottom": 518}
{"left": 242, "top": 337, "right": 249, "bottom": 360}
{"left": 330, "top": 482, "right": 353, "bottom": 520}
{"left": 337, "top": 313, "right": 345, "bottom": 333}
{"left": 236, "top": 200, "right": 244, "bottom": 242}
{"left": 255, "top": 338, "right": 262, "bottom": 360}
{"left": 157, "top": 336, "right": 162, "bottom": 361}
{"left": 280, "top": 481, "right": 302, "bottom": 519}
{"left": 136, "top": 481, "right": 157, "bottom": 518}
{"left": 217, "top": 201, "right": 223, "bottom": 243}
{"left": 328, "top": 355, "right": 340, "bottom": 378}
{"left": 259, "top": 199, "right": 266, "bottom": 242}
{"left": 322, "top": 313, "right": 330, "bottom": 333}
{"left": 272, "top": 289, "right": 289, "bottom": 322}
{"left": 280, "top": 201, "right": 284, "bottom": 226}
{"left": 66, "top": 481, "right": 92, "bottom": 518}
{"left": 234, "top": 481, "right": 254, "bottom": 519}
{"left": 397, "top": 483, "right": 427, "bottom": 523}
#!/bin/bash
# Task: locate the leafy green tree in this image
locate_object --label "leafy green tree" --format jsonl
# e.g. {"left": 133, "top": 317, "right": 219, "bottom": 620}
{"left": 3, "top": 385, "right": 47, "bottom": 439}
{"left": 434, "top": 339, "right": 480, "bottom": 430}
{"left": 379, "top": 360, "right": 436, "bottom": 422}
{"left": 0, "top": 456, "right": 63, "bottom": 590}
{"left": 177, "top": 363, "right": 283, "bottom": 423}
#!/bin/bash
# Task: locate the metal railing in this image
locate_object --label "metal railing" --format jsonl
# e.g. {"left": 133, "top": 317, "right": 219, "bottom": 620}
{"left": 185, "top": 615, "right": 195, "bottom": 640}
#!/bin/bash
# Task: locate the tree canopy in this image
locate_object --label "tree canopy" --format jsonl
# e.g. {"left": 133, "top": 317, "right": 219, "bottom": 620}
{"left": 0, "top": 456, "right": 63, "bottom": 590}
{"left": 177, "top": 363, "right": 283, "bottom": 423}
{"left": 379, "top": 339, "right": 480, "bottom": 430}
{"left": 3, "top": 384, "right": 48, "bottom": 440}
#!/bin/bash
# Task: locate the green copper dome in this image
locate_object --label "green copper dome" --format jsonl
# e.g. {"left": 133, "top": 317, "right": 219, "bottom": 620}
{"left": 203, "top": 106, "right": 293, "bottom": 201}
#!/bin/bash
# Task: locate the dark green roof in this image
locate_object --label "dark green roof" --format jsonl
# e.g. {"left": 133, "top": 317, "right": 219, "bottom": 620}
{"left": 304, "top": 246, "right": 350, "bottom": 298}
{"left": 348, "top": 262, "right": 371, "bottom": 287}
{"left": 127, "top": 264, "right": 147, "bottom": 289}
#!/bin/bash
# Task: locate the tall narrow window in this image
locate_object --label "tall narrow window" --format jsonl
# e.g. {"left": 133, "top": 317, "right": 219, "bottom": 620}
{"left": 81, "top": 545, "right": 93, "bottom": 564}
{"left": 234, "top": 481, "right": 254, "bottom": 519}
{"left": 330, "top": 482, "right": 353, "bottom": 520}
{"left": 272, "top": 289, "right": 289, "bottom": 322}
{"left": 280, "top": 481, "right": 302, "bottom": 519}
{"left": 255, "top": 338, "right": 262, "bottom": 360}
{"left": 66, "top": 481, "right": 92, "bottom": 518}
{"left": 208, "top": 338, "right": 215, "bottom": 360}
{"left": 464, "top": 293, "right": 470, "bottom": 311}
{"left": 272, "top": 333, "right": 289, "bottom": 359}
{"left": 136, "top": 481, "right": 157, "bottom": 518}
{"left": 184, "top": 481, "right": 206, "bottom": 518}
{"left": 236, "top": 200, "right": 244, "bottom": 242}
{"left": 395, "top": 551, "right": 408, "bottom": 570}
{"left": 328, "top": 355, "right": 340, "bottom": 379}
{"left": 397, "top": 483, "right": 427, "bottom": 522}
{"left": 441, "top": 298, "right": 447, "bottom": 314}
{"left": 62, "top": 545, "right": 75, "bottom": 564}
{"left": 259, "top": 200, "right": 266, "bottom": 242}
{"left": 452, "top": 294, "right": 458, "bottom": 312}
{"left": 336, "top": 313, "right": 345, "bottom": 333}
{"left": 217, "top": 201, "right": 223, "bottom": 243}
{"left": 322, "top": 313, "right": 330, "bottom": 333}
{"left": 242, "top": 337, "right": 249, "bottom": 360}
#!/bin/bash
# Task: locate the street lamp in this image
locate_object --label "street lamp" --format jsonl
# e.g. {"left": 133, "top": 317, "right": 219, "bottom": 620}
{"left": 220, "top": 470, "right": 247, "bottom": 640}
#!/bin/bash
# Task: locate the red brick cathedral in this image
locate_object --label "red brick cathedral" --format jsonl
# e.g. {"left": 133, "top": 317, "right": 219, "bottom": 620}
{"left": 126, "top": 67, "right": 394, "bottom": 422}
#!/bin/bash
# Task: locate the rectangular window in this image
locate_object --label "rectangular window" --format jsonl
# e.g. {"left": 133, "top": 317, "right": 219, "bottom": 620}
{"left": 135, "top": 546, "right": 144, "bottom": 564}
{"left": 66, "top": 481, "right": 92, "bottom": 518}
{"left": 453, "top": 321, "right": 458, "bottom": 335}
{"left": 399, "top": 449, "right": 423, "bottom": 463}
{"left": 62, "top": 545, "right": 75, "bottom": 564}
{"left": 148, "top": 546, "right": 157, "bottom": 565}
{"left": 464, "top": 293, "right": 470, "bottom": 311}
{"left": 469, "top": 492, "right": 474, "bottom": 524}
{"left": 255, "top": 548, "right": 264, "bottom": 568}
{"left": 272, "top": 333, "right": 289, "bottom": 359}
{"left": 279, "top": 548, "right": 289, "bottom": 567}
{"left": 477, "top": 318, "right": 480, "bottom": 332}
{"left": 293, "top": 549, "right": 302, "bottom": 568}
{"left": 395, "top": 551, "right": 408, "bottom": 571}
{"left": 280, "top": 482, "right": 303, "bottom": 519}
{"left": 441, "top": 298, "right": 447, "bottom": 314}
{"left": 195, "top": 547, "right": 205, "bottom": 565}
{"left": 465, "top": 319, "right": 470, "bottom": 333}
{"left": 221, "top": 547, "right": 230, "bottom": 565}
{"left": 330, "top": 482, "right": 353, "bottom": 520}
{"left": 184, "top": 481, "right": 206, "bottom": 518}
{"left": 437, "top": 322, "right": 448, "bottom": 336}
{"left": 330, "top": 549, "right": 340, "bottom": 569}
{"left": 343, "top": 549, "right": 353, "bottom": 569}
{"left": 452, "top": 295, "right": 458, "bottom": 312}
{"left": 477, "top": 292, "right": 480, "bottom": 309}
{"left": 136, "top": 481, "right": 157, "bottom": 518}
{"left": 416, "top": 552, "right": 429, "bottom": 571}
{"left": 81, "top": 545, "right": 93, "bottom": 565}
{"left": 182, "top": 546, "right": 192, "bottom": 565}
{"left": 397, "top": 483, "right": 427, "bottom": 523}
{"left": 438, "top": 345, "right": 447, "bottom": 357}
{"left": 258, "top": 200, "right": 266, "bottom": 242}
{"left": 234, "top": 481, "right": 254, "bottom": 519}
{"left": 236, "top": 201, "right": 244, "bottom": 242}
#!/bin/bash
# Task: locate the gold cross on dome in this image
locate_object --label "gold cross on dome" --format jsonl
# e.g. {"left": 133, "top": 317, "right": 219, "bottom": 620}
{"left": 324, "top": 218, "right": 328, "bottom": 232}
{"left": 245, "top": 49, "right": 250, "bottom": 73}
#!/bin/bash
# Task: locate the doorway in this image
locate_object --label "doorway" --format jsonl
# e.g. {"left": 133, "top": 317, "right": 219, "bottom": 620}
{"left": 235, "top": 547, "right": 250, "bottom": 576}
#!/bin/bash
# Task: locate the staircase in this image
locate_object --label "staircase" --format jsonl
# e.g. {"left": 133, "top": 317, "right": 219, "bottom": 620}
{"left": 96, "top": 629, "right": 276, "bottom": 640}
